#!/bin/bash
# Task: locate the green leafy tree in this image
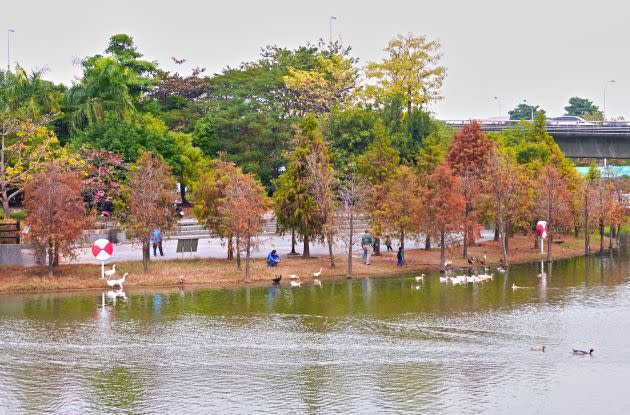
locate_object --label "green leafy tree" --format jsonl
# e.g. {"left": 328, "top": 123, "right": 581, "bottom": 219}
{"left": 272, "top": 116, "right": 329, "bottom": 258}
{"left": 564, "top": 97, "right": 600, "bottom": 117}
{"left": 366, "top": 33, "right": 446, "bottom": 114}
{"left": 508, "top": 103, "right": 543, "bottom": 120}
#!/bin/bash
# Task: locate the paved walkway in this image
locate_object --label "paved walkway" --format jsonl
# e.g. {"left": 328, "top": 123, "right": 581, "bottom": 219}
{"left": 15, "top": 230, "right": 496, "bottom": 266}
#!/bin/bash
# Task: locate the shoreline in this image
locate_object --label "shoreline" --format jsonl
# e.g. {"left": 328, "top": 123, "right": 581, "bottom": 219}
{"left": 0, "top": 234, "right": 589, "bottom": 294}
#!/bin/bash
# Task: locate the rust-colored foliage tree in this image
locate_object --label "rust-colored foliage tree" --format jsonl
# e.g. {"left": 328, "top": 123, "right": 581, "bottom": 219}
{"left": 126, "top": 152, "right": 177, "bottom": 272}
{"left": 24, "top": 163, "right": 93, "bottom": 276}
{"left": 480, "top": 149, "right": 532, "bottom": 267}
{"left": 306, "top": 148, "right": 338, "bottom": 268}
{"left": 192, "top": 159, "right": 241, "bottom": 259}
{"left": 534, "top": 165, "right": 574, "bottom": 261}
{"left": 374, "top": 165, "right": 422, "bottom": 249}
{"left": 446, "top": 121, "right": 494, "bottom": 257}
{"left": 338, "top": 168, "right": 369, "bottom": 279}
{"left": 219, "top": 170, "right": 270, "bottom": 282}
{"left": 419, "top": 163, "right": 465, "bottom": 271}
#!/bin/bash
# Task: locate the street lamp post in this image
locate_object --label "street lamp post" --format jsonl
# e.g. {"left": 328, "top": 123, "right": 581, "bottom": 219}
{"left": 603, "top": 80, "right": 615, "bottom": 122}
{"left": 493, "top": 96, "right": 502, "bottom": 118}
{"left": 329, "top": 16, "right": 336, "bottom": 45}
{"left": 7, "top": 29, "right": 15, "bottom": 71}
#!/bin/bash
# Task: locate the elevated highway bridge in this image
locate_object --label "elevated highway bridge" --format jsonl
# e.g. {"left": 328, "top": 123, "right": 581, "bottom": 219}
{"left": 444, "top": 121, "right": 630, "bottom": 159}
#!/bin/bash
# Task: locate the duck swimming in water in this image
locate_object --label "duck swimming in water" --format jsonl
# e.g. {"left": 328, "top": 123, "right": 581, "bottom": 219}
{"left": 573, "top": 348, "right": 594, "bottom": 355}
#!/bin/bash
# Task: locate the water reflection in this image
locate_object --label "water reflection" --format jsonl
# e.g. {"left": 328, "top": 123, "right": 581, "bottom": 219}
{"left": 2, "top": 251, "right": 630, "bottom": 413}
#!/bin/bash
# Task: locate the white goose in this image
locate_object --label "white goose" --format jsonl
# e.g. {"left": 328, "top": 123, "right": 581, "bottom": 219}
{"left": 415, "top": 274, "right": 425, "bottom": 282}
{"left": 497, "top": 267, "right": 507, "bottom": 273}
{"left": 439, "top": 276, "right": 449, "bottom": 283}
{"left": 313, "top": 268, "right": 323, "bottom": 278}
{"left": 107, "top": 273, "right": 127, "bottom": 289}
{"left": 313, "top": 278, "right": 322, "bottom": 287}
{"left": 290, "top": 280, "right": 302, "bottom": 288}
{"left": 512, "top": 283, "right": 520, "bottom": 290}
{"left": 104, "top": 264, "right": 116, "bottom": 277}
{"left": 289, "top": 274, "right": 299, "bottom": 280}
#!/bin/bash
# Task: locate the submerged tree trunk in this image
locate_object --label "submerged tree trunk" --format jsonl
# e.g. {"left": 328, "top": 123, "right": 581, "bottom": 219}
{"left": 302, "top": 234, "right": 310, "bottom": 259}
{"left": 142, "top": 241, "right": 150, "bottom": 273}
{"left": 425, "top": 235, "right": 430, "bottom": 251}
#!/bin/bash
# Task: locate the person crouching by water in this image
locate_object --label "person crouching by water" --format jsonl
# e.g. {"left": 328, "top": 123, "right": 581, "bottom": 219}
{"left": 362, "top": 230, "right": 374, "bottom": 265}
{"left": 396, "top": 246, "right": 405, "bottom": 267}
{"left": 151, "top": 228, "right": 164, "bottom": 257}
{"left": 267, "top": 250, "right": 281, "bottom": 267}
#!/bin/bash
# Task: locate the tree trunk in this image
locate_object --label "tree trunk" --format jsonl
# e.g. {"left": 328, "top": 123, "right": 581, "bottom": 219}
{"left": 1, "top": 195, "right": 9, "bottom": 220}
{"left": 609, "top": 224, "right": 614, "bottom": 250}
{"left": 462, "top": 210, "right": 469, "bottom": 258}
{"left": 584, "top": 192, "right": 590, "bottom": 256}
{"left": 179, "top": 175, "right": 189, "bottom": 206}
{"left": 547, "top": 232, "right": 553, "bottom": 262}
{"left": 494, "top": 225, "right": 499, "bottom": 241}
{"left": 142, "top": 241, "right": 150, "bottom": 273}
{"left": 236, "top": 235, "right": 241, "bottom": 269}
{"left": 534, "top": 234, "right": 539, "bottom": 249}
{"left": 439, "top": 228, "right": 446, "bottom": 272}
{"left": 400, "top": 230, "right": 405, "bottom": 250}
{"left": 500, "top": 221, "right": 509, "bottom": 267}
{"left": 616, "top": 224, "right": 622, "bottom": 245}
{"left": 425, "top": 235, "right": 431, "bottom": 251}
{"left": 290, "top": 229, "right": 297, "bottom": 255}
{"left": 302, "top": 234, "right": 310, "bottom": 259}
{"left": 599, "top": 219, "right": 604, "bottom": 254}
{"left": 373, "top": 237, "right": 381, "bottom": 256}
{"left": 504, "top": 223, "right": 510, "bottom": 255}
{"left": 245, "top": 236, "right": 251, "bottom": 282}
{"left": 327, "top": 233, "right": 335, "bottom": 268}
{"left": 47, "top": 239, "right": 55, "bottom": 277}
{"left": 227, "top": 235, "right": 234, "bottom": 260}
{"left": 347, "top": 211, "right": 353, "bottom": 279}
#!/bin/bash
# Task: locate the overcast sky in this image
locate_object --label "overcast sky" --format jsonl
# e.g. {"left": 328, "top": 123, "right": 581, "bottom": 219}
{"left": 2, "top": 0, "right": 628, "bottom": 120}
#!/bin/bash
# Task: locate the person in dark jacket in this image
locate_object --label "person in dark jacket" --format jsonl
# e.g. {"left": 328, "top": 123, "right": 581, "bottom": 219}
{"left": 396, "top": 246, "right": 404, "bottom": 267}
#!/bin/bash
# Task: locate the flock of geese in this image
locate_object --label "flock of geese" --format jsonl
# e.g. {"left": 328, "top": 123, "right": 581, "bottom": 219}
{"left": 102, "top": 264, "right": 127, "bottom": 289}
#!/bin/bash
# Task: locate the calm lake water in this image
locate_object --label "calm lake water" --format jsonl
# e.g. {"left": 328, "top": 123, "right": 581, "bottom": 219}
{"left": 2, "top": 249, "right": 630, "bottom": 414}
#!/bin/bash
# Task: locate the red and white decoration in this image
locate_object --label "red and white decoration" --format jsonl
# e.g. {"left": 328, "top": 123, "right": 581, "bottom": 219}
{"left": 536, "top": 221, "right": 548, "bottom": 239}
{"left": 91, "top": 239, "right": 113, "bottom": 261}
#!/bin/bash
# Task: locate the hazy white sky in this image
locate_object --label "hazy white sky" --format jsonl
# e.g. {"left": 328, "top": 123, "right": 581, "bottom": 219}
{"left": 2, "top": 0, "right": 628, "bottom": 119}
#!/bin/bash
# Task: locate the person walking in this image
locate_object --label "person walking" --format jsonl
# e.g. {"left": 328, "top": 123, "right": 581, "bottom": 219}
{"left": 396, "top": 246, "right": 405, "bottom": 267}
{"left": 384, "top": 235, "right": 393, "bottom": 252}
{"left": 361, "top": 230, "right": 374, "bottom": 265}
{"left": 151, "top": 228, "right": 164, "bottom": 257}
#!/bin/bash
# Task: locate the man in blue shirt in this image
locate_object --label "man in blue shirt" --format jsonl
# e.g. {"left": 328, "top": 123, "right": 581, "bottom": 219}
{"left": 267, "top": 250, "right": 281, "bottom": 267}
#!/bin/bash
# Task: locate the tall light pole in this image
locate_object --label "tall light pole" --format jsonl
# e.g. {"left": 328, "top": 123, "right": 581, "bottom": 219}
{"left": 329, "top": 16, "right": 336, "bottom": 45}
{"left": 603, "top": 80, "right": 615, "bottom": 122}
{"left": 493, "top": 96, "right": 502, "bottom": 118}
{"left": 7, "top": 29, "right": 15, "bottom": 71}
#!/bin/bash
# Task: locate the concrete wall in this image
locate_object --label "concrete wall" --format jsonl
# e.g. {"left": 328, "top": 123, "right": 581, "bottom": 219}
{"left": 0, "top": 244, "right": 25, "bottom": 265}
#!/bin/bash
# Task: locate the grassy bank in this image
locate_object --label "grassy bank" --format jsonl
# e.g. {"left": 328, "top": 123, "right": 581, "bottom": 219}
{"left": 0, "top": 234, "right": 587, "bottom": 294}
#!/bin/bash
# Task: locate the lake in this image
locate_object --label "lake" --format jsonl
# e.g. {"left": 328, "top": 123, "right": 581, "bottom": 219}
{"left": 1, "top": 250, "right": 629, "bottom": 414}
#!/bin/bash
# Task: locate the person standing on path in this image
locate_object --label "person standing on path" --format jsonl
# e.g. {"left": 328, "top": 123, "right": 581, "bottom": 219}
{"left": 151, "top": 228, "right": 164, "bottom": 257}
{"left": 396, "top": 246, "right": 405, "bottom": 267}
{"left": 362, "top": 230, "right": 374, "bottom": 265}
{"left": 385, "top": 236, "right": 393, "bottom": 252}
